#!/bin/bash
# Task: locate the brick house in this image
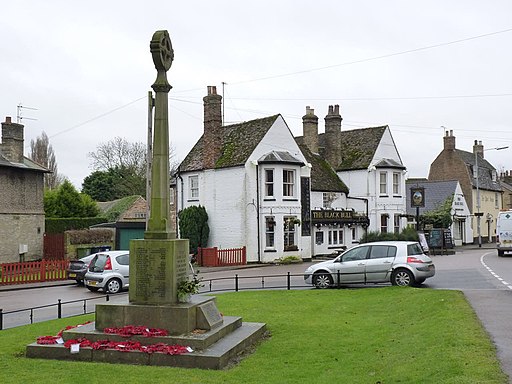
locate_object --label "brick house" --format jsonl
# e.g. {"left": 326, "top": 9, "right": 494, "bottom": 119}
{"left": 499, "top": 171, "right": 512, "bottom": 211}
{"left": 428, "top": 130, "right": 503, "bottom": 243}
{"left": 0, "top": 117, "right": 49, "bottom": 262}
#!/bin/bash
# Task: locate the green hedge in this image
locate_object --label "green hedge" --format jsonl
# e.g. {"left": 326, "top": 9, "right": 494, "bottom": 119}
{"left": 360, "top": 227, "right": 419, "bottom": 243}
{"left": 45, "top": 217, "right": 108, "bottom": 234}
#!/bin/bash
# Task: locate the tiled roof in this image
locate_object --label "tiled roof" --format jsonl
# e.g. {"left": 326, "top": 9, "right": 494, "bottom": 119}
{"left": 258, "top": 151, "right": 304, "bottom": 165}
{"left": 297, "top": 141, "right": 349, "bottom": 193}
{"left": 374, "top": 158, "right": 406, "bottom": 170}
{"left": 405, "top": 179, "right": 459, "bottom": 215}
{"left": 179, "top": 115, "right": 280, "bottom": 172}
{"left": 456, "top": 149, "right": 502, "bottom": 192}
{"left": 0, "top": 153, "right": 50, "bottom": 173}
{"left": 318, "top": 126, "right": 387, "bottom": 171}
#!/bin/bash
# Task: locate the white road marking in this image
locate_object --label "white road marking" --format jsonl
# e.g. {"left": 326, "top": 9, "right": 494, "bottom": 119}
{"left": 481, "top": 253, "right": 512, "bottom": 290}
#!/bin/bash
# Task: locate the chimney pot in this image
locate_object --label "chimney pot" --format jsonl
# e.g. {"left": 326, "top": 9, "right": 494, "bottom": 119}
{"left": 324, "top": 104, "right": 342, "bottom": 168}
{"left": 302, "top": 105, "right": 319, "bottom": 154}
{"left": 443, "top": 130, "right": 456, "bottom": 151}
{"left": 5, "top": 116, "right": 11, "bottom": 124}
{"left": 334, "top": 105, "right": 340, "bottom": 115}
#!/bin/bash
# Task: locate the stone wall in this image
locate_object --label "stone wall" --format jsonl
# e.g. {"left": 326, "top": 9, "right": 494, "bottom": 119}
{"left": 0, "top": 213, "right": 44, "bottom": 262}
{"left": 0, "top": 167, "right": 45, "bottom": 262}
{"left": 429, "top": 150, "right": 474, "bottom": 211}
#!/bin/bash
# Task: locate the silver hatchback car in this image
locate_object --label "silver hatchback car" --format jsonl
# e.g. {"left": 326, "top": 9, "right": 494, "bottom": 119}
{"left": 304, "top": 241, "right": 435, "bottom": 288}
{"left": 84, "top": 251, "right": 130, "bottom": 294}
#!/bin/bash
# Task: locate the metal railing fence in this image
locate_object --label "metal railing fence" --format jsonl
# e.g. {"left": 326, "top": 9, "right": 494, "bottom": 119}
{"left": 0, "top": 271, "right": 320, "bottom": 330}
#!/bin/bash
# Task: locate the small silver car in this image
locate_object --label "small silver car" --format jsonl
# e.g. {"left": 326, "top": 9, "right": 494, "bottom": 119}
{"left": 84, "top": 251, "right": 130, "bottom": 294}
{"left": 304, "top": 241, "right": 435, "bottom": 288}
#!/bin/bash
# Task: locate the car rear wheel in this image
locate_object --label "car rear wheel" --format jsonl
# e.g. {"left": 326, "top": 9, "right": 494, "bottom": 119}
{"left": 86, "top": 286, "right": 99, "bottom": 292}
{"left": 313, "top": 272, "right": 333, "bottom": 289}
{"left": 391, "top": 269, "right": 415, "bottom": 287}
{"left": 106, "top": 278, "right": 122, "bottom": 294}
{"left": 498, "top": 250, "right": 505, "bottom": 257}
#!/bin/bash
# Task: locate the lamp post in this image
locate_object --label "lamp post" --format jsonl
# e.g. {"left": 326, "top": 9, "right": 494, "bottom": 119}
{"left": 475, "top": 146, "right": 508, "bottom": 247}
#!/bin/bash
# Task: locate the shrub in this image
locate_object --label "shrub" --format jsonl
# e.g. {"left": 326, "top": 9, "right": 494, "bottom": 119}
{"left": 360, "top": 227, "right": 419, "bottom": 243}
{"left": 276, "top": 255, "right": 302, "bottom": 264}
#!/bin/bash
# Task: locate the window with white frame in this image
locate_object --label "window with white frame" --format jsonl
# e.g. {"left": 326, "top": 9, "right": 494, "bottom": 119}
{"left": 265, "top": 217, "right": 275, "bottom": 248}
{"left": 379, "top": 172, "right": 387, "bottom": 195}
{"left": 328, "top": 229, "right": 344, "bottom": 245}
{"left": 495, "top": 192, "right": 499, "bottom": 209}
{"left": 189, "top": 175, "right": 199, "bottom": 200}
{"left": 393, "top": 172, "right": 400, "bottom": 195}
{"left": 283, "top": 169, "right": 295, "bottom": 197}
{"left": 351, "top": 227, "right": 357, "bottom": 241}
{"left": 264, "top": 169, "right": 274, "bottom": 198}
{"left": 283, "top": 217, "right": 298, "bottom": 250}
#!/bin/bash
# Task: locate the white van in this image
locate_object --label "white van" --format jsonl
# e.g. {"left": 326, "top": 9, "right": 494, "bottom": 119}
{"left": 497, "top": 211, "right": 512, "bottom": 256}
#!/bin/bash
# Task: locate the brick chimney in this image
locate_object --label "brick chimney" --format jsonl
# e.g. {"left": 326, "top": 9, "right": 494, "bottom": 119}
{"left": 443, "top": 130, "right": 456, "bottom": 151}
{"left": 324, "top": 105, "right": 342, "bottom": 168}
{"left": 202, "top": 86, "right": 223, "bottom": 169}
{"left": 473, "top": 140, "right": 484, "bottom": 158}
{"left": 1, "top": 116, "right": 24, "bottom": 163}
{"left": 302, "top": 106, "right": 319, "bottom": 154}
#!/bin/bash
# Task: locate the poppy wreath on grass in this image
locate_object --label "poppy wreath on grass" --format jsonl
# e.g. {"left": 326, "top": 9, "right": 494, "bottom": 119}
{"left": 37, "top": 321, "right": 92, "bottom": 345}
{"left": 62, "top": 338, "right": 190, "bottom": 354}
{"left": 36, "top": 322, "right": 191, "bottom": 355}
{"left": 103, "top": 325, "right": 169, "bottom": 338}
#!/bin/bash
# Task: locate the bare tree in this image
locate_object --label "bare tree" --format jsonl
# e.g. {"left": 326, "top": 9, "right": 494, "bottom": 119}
{"left": 88, "top": 136, "right": 179, "bottom": 175}
{"left": 88, "top": 137, "right": 147, "bottom": 176}
{"left": 29, "top": 131, "right": 63, "bottom": 189}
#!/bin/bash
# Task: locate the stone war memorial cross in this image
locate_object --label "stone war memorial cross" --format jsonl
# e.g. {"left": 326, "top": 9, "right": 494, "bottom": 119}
{"left": 26, "top": 30, "right": 266, "bottom": 369}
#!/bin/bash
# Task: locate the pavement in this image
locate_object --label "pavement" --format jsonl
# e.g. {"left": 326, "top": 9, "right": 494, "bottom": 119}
{"left": 2, "top": 243, "right": 511, "bottom": 381}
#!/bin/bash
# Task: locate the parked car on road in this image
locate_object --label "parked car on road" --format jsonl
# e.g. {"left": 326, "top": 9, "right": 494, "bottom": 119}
{"left": 304, "top": 241, "right": 435, "bottom": 288}
{"left": 67, "top": 254, "right": 97, "bottom": 285}
{"left": 84, "top": 251, "right": 130, "bottom": 294}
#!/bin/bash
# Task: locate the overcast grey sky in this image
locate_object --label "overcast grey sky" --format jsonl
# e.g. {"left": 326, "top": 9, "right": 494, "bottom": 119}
{"left": 2, "top": 1, "right": 512, "bottom": 189}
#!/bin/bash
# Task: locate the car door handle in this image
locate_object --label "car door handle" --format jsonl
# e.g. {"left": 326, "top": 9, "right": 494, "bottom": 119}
{"left": 383, "top": 261, "right": 392, "bottom": 264}
{"left": 358, "top": 263, "right": 365, "bottom": 266}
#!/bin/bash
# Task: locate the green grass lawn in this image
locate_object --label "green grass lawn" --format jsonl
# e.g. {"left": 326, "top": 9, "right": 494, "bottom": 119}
{"left": 0, "top": 288, "right": 507, "bottom": 383}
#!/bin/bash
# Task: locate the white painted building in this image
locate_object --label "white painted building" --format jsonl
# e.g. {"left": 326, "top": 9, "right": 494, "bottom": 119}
{"left": 176, "top": 86, "right": 312, "bottom": 262}
{"left": 296, "top": 106, "right": 407, "bottom": 236}
{"left": 176, "top": 89, "right": 405, "bottom": 262}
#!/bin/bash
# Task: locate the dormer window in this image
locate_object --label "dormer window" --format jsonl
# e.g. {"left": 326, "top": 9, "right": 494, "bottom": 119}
{"left": 492, "top": 170, "right": 497, "bottom": 182}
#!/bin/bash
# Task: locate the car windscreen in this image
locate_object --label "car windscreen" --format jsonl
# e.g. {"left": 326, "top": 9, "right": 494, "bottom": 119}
{"left": 89, "top": 254, "right": 108, "bottom": 272}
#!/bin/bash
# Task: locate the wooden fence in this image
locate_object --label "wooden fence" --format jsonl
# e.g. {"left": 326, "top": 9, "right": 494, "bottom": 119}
{"left": 43, "top": 233, "right": 65, "bottom": 260}
{"left": 0, "top": 259, "right": 69, "bottom": 285}
{"left": 197, "top": 246, "right": 246, "bottom": 267}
